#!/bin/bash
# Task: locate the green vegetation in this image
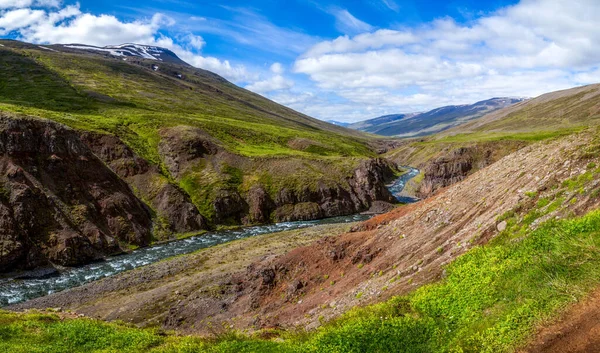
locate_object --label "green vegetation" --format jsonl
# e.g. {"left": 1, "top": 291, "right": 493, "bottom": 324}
{"left": 6, "top": 204, "right": 600, "bottom": 352}
{"left": 431, "top": 128, "right": 583, "bottom": 144}
{"left": 469, "top": 87, "right": 600, "bottom": 134}
{"left": 5, "top": 41, "right": 600, "bottom": 353}
{"left": 0, "top": 42, "right": 380, "bottom": 226}
{"left": 0, "top": 44, "right": 372, "bottom": 162}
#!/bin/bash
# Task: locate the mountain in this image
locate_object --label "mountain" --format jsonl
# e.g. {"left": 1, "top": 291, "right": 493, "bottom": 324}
{"left": 9, "top": 84, "right": 600, "bottom": 353}
{"left": 349, "top": 97, "right": 526, "bottom": 137}
{"left": 386, "top": 83, "right": 600, "bottom": 199}
{"left": 326, "top": 120, "right": 351, "bottom": 127}
{"left": 347, "top": 112, "right": 419, "bottom": 132}
{"left": 56, "top": 43, "right": 189, "bottom": 65}
{"left": 447, "top": 83, "right": 600, "bottom": 134}
{"left": 0, "top": 39, "right": 396, "bottom": 272}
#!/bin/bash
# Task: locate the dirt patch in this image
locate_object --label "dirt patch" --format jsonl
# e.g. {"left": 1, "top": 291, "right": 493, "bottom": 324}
{"left": 522, "top": 287, "right": 600, "bottom": 353}
{"left": 10, "top": 223, "right": 357, "bottom": 332}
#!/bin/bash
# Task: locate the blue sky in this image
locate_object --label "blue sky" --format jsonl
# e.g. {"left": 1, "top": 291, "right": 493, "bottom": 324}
{"left": 1, "top": 0, "right": 599, "bottom": 122}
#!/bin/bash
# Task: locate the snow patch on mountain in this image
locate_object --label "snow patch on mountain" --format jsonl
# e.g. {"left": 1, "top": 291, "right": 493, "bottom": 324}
{"left": 61, "top": 43, "right": 186, "bottom": 65}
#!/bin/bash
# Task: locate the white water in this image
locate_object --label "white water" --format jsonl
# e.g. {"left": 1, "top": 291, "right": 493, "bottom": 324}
{"left": 0, "top": 169, "right": 420, "bottom": 307}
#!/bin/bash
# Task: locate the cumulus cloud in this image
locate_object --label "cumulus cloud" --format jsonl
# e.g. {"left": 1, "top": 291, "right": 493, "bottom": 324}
{"left": 0, "top": 0, "right": 59, "bottom": 9}
{"left": 270, "top": 62, "right": 284, "bottom": 74}
{"left": 183, "top": 33, "right": 205, "bottom": 50}
{"left": 245, "top": 74, "right": 293, "bottom": 93}
{"left": 0, "top": 2, "right": 254, "bottom": 82}
{"left": 292, "top": 0, "right": 600, "bottom": 122}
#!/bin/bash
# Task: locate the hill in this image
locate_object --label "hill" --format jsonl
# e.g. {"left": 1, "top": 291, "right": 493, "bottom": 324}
{"left": 4, "top": 40, "right": 600, "bottom": 353}
{"left": 384, "top": 84, "right": 600, "bottom": 198}
{"left": 326, "top": 120, "right": 351, "bottom": 127}
{"left": 446, "top": 83, "right": 600, "bottom": 135}
{"left": 8, "top": 115, "right": 600, "bottom": 353}
{"left": 349, "top": 97, "right": 525, "bottom": 137}
{"left": 0, "top": 39, "right": 397, "bottom": 272}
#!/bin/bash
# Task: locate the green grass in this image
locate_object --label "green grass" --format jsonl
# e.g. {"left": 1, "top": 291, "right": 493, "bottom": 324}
{"left": 0, "top": 42, "right": 382, "bottom": 226}
{"left": 0, "top": 45, "right": 372, "bottom": 162}
{"left": 430, "top": 128, "right": 584, "bottom": 145}
{"left": 6, "top": 202, "right": 600, "bottom": 352}
{"left": 471, "top": 88, "right": 600, "bottom": 133}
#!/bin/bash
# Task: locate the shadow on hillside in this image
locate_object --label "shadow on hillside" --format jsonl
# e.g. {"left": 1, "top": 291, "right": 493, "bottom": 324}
{"left": 0, "top": 48, "right": 102, "bottom": 113}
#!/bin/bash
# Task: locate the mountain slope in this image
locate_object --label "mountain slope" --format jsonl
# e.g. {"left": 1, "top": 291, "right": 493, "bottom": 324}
{"left": 11, "top": 123, "right": 600, "bottom": 353}
{"left": 59, "top": 43, "right": 189, "bottom": 65}
{"left": 0, "top": 40, "right": 397, "bottom": 272}
{"left": 447, "top": 83, "right": 600, "bottom": 134}
{"left": 384, "top": 84, "right": 600, "bottom": 198}
{"left": 349, "top": 98, "right": 525, "bottom": 137}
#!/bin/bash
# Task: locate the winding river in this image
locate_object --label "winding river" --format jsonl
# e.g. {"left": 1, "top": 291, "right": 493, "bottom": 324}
{"left": 388, "top": 167, "right": 421, "bottom": 203}
{"left": 0, "top": 167, "right": 420, "bottom": 307}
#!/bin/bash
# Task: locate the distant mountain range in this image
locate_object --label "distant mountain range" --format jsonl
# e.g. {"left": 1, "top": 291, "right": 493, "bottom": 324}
{"left": 348, "top": 98, "right": 527, "bottom": 137}
{"left": 326, "top": 120, "right": 351, "bottom": 127}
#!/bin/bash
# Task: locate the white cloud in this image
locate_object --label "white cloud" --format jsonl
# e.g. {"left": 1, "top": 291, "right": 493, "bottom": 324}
{"left": 270, "top": 62, "right": 284, "bottom": 74}
{"left": 0, "top": 0, "right": 59, "bottom": 9}
{"left": 381, "top": 0, "right": 400, "bottom": 12}
{"left": 0, "top": 0, "right": 32, "bottom": 8}
{"left": 245, "top": 74, "right": 293, "bottom": 93}
{"left": 291, "top": 0, "right": 600, "bottom": 122}
{"left": 304, "top": 29, "right": 416, "bottom": 57}
{"left": 184, "top": 33, "right": 205, "bottom": 50}
{"left": 381, "top": 0, "right": 399, "bottom": 12}
{"left": 0, "top": 3, "right": 255, "bottom": 82}
{"left": 330, "top": 8, "right": 373, "bottom": 34}
{"left": 574, "top": 68, "right": 600, "bottom": 85}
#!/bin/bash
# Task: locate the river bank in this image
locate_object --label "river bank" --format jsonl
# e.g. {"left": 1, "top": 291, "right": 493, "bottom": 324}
{"left": 2, "top": 166, "right": 421, "bottom": 308}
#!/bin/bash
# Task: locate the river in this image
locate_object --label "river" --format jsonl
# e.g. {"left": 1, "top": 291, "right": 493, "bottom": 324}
{"left": 0, "top": 167, "right": 420, "bottom": 307}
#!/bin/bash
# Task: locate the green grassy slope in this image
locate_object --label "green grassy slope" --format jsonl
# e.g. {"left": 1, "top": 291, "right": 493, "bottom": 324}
{"left": 0, "top": 40, "right": 372, "bottom": 162}
{"left": 0, "top": 40, "right": 383, "bottom": 228}
{"left": 448, "top": 84, "right": 600, "bottom": 136}
{"left": 384, "top": 84, "right": 600, "bottom": 190}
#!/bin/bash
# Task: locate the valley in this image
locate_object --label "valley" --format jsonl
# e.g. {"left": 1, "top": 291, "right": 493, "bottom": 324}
{"left": 0, "top": 40, "right": 401, "bottom": 274}
{"left": 1, "top": 31, "right": 600, "bottom": 353}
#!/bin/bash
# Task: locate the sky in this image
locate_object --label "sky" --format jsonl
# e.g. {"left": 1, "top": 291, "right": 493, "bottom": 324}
{"left": 1, "top": 0, "right": 599, "bottom": 123}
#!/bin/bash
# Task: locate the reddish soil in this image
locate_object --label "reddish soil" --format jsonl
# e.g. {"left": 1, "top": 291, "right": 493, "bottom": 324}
{"left": 12, "top": 132, "right": 600, "bottom": 336}
{"left": 523, "top": 288, "right": 600, "bottom": 353}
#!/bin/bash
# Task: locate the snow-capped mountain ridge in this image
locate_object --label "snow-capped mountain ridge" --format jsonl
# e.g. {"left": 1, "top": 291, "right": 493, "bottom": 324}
{"left": 61, "top": 43, "right": 187, "bottom": 65}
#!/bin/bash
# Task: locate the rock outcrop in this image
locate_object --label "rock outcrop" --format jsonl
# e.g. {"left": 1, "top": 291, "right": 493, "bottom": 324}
{"left": 270, "top": 158, "right": 397, "bottom": 222}
{"left": 81, "top": 132, "right": 207, "bottom": 235}
{"left": 417, "top": 142, "right": 526, "bottom": 198}
{"left": 0, "top": 118, "right": 398, "bottom": 272}
{"left": 0, "top": 116, "right": 153, "bottom": 271}
{"left": 419, "top": 147, "right": 475, "bottom": 197}
{"left": 157, "top": 126, "right": 399, "bottom": 225}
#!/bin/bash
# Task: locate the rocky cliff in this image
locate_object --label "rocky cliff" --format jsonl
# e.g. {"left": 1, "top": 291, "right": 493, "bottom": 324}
{"left": 413, "top": 141, "right": 527, "bottom": 198}
{"left": 0, "top": 116, "right": 398, "bottom": 272}
{"left": 386, "top": 140, "right": 530, "bottom": 198}
{"left": 157, "top": 126, "right": 397, "bottom": 225}
{"left": 0, "top": 116, "right": 152, "bottom": 271}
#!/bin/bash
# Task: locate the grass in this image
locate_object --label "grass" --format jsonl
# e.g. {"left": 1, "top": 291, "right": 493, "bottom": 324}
{"left": 4, "top": 41, "right": 600, "bottom": 352}
{"left": 0, "top": 44, "right": 372, "bottom": 162}
{"left": 6, "top": 201, "right": 600, "bottom": 352}
{"left": 0, "top": 42, "right": 381, "bottom": 226}
{"left": 471, "top": 88, "right": 600, "bottom": 133}
{"left": 431, "top": 128, "right": 584, "bottom": 144}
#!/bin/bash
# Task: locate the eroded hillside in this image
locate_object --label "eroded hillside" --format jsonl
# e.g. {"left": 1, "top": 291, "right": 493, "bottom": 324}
{"left": 0, "top": 41, "right": 400, "bottom": 272}
{"left": 14, "top": 126, "right": 600, "bottom": 344}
